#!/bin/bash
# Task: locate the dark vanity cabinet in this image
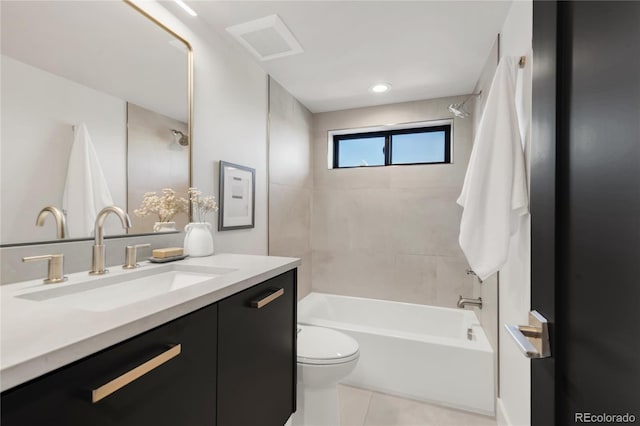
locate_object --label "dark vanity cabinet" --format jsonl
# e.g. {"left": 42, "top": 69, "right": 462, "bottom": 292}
{"left": 217, "top": 269, "right": 297, "bottom": 426}
{"left": 1, "top": 269, "right": 297, "bottom": 426}
{"left": 1, "top": 302, "right": 218, "bottom": 426}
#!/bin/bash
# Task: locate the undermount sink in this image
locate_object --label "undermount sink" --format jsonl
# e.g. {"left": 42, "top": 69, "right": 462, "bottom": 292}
{"left": 16, "top": 264, "right": 236, "bottom": 312}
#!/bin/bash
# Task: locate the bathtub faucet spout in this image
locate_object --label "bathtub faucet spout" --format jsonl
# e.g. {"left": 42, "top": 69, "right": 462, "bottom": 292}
{"left": 457, "top": 296, "right": 482, "bottom": 309}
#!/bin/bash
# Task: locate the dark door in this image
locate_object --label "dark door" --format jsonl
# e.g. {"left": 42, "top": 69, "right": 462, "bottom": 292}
{"left": 531, "top": 1, "right": 640, "bottom": 425}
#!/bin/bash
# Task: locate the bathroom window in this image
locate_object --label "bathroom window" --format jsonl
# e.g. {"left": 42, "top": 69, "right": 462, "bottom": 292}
{"left": 332, "top": 124, "right": 451, "bottom": 168}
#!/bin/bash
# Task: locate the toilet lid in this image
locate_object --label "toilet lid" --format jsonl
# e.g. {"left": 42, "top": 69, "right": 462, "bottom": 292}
{"left": 297, "top": 325, "right": 360, "bottom": 365}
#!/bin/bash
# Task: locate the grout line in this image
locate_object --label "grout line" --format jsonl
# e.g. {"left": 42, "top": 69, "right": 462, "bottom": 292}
{"left": 361, "top": 389, "right": 375, "bottom": 426}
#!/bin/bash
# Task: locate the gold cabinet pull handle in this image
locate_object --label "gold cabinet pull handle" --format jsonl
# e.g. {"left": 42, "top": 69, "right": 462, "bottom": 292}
{"left": 91, "top": 344, "right": 181, "bottom": 403}
{"left": 250, "top": 288, "right": 284, "bottom": 309}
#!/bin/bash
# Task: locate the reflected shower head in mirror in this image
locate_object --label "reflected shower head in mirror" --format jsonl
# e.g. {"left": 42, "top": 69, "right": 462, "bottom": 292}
{"left": 448, "top": 103, "right": 470, "bottom": 118}
{"left": 171, "top": 129, "right": 189, "bottom": 146}
{"left": 447, "top": 91, "right": 482, "bottom": 119}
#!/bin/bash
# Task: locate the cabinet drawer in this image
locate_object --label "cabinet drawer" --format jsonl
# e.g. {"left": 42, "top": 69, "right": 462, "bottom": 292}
{"left": 1, "top": 303, "right": 217, "bottom": 426}
{"left": 217, "top": 269, "right": 297, "bottom": 426}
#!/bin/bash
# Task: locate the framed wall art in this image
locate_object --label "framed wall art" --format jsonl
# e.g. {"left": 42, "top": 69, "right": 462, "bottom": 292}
{"left": 218, "top": 161, "right": 255, "bottom": 231}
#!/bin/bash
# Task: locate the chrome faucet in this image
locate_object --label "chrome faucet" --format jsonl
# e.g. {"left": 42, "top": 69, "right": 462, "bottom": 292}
{"left": 36, "top": 206, "right": 68, "bottom": 239}
{"left": 90, "top": 206, "right": 132, "bottom": 275}
{"left": 457, "top": 296, "right": 483, "bottom": 309}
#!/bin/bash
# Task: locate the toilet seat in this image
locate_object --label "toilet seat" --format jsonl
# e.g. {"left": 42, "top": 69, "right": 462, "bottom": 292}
{"left": 297, "top": 325, "right": 359, "bottom": 365}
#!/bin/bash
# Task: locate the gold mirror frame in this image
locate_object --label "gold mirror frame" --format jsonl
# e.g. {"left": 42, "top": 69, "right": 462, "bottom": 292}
{"left": 0, "top": 1, "right": 194, "bottom": 247}
{"left": 124, "top": 0, "right": 194, "bottom": 219}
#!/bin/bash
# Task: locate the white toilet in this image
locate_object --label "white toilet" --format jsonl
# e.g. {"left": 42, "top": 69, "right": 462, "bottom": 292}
{"left": 293, "top": 325, "right": 360, "bottom": 426}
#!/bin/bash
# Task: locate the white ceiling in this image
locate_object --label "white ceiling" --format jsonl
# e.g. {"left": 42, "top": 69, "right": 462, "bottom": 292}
{"left": 178, "top": 0, "right": 512, "bottom": 113}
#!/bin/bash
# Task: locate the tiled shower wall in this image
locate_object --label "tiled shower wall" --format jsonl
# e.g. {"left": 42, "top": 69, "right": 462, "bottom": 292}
{"left": 268, "top": 78, "right": 314, "bottom": 299}
{"left": 268, "top": 83, "right": 477, "bottom": 308}
{"left": 311, "top": 96, "right": 476, "bottom": 308}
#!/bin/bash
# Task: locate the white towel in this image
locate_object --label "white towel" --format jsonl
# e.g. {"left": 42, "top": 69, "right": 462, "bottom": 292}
{"left": 456, "top": 57, "right": 529, "bottom": 280}
{"left": 62, "top": 123, "right": 113, "bottom": 238}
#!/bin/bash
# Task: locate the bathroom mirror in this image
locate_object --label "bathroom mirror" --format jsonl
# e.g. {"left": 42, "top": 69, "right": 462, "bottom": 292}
{"left": 0, "top": 0, "right": 192, "bottom": 246}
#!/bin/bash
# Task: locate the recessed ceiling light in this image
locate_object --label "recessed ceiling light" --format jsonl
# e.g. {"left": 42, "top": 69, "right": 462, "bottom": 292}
{"left": 174, "top": 0, "right": 197, "bottom": 17}
{"left": 370, "top": 83, "right": 391, "bottom": 93}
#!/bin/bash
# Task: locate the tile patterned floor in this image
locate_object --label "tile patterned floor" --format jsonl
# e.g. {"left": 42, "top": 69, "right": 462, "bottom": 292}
{"left": 338, "top": 385, "right": 497, "bottom": 426}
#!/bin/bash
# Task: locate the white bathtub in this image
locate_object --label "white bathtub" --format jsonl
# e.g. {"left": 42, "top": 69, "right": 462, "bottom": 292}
{"left": 297, "top": 292, "right": 495, "bottom": 415}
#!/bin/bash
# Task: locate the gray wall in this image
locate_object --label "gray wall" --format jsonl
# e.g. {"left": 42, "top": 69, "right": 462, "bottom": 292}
{"left": 268, "top": 78, "right": 314, "bottom": 299}
{"left": 311, "top": 96, "right": 476, "bottom": 308}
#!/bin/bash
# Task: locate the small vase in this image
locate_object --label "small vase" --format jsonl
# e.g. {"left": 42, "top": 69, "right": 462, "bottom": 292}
{"left": 153, "top": 221, "right": 176, "bottom": 233}
{"left": 183, "top": 222, "right": 214, "bottom": 257}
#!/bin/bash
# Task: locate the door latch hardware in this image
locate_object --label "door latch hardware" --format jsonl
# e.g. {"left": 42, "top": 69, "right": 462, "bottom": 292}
{"left": 505, "top": 310, "right": 551, "bottom": 359}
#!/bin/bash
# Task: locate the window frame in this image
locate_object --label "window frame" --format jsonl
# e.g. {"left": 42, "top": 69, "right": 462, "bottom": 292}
{"left": 332, "top": 124, "right": 452, "bottom": 169}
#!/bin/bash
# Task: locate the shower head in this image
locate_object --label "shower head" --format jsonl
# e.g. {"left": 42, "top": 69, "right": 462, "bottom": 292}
{"left": 171, "top": 129, "right": 189, "bottom": 146}
{"left": 447, "top": 91, "right": 482, "bottom": 119}
{"left": 448, "top": 103, "right": 470, "bottom": 118}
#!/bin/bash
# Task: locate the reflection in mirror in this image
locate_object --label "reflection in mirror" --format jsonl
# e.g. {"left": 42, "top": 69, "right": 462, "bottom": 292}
{"left": 127, "top": 103, "right": 189, "bottom": 234}
{"left": 0, "top": 0, "right": 191, "bottom": 246}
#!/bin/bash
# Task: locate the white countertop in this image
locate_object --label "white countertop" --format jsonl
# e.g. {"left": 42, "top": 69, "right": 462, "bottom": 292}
{"left": 0, "top": 253, "right": 300, "bottom": 392}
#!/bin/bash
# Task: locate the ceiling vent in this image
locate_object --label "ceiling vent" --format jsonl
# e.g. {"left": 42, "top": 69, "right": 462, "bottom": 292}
{"left": 226, "top": 15, "right": 303, "bottom": 61}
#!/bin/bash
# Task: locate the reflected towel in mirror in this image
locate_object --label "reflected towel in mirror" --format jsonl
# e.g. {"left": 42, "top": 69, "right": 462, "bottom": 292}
{"left": 62, "top": 123, "right": 114, "bottom": 238}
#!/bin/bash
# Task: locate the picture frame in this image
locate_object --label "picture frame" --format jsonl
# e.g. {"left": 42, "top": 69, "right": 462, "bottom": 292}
{"left": 218, "top": 161, "right": 255, "bottom": 231}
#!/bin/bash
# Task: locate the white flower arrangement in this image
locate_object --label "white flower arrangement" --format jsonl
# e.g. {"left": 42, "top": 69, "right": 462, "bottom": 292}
{"left": 134, "top": 188, "right": 188, "bottom": 223}
{"left": 188, "top": 187, "right": 219, "bottom": 223}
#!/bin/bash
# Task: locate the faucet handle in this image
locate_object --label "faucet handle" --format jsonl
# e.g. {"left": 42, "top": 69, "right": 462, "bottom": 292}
{"left": 123, "top": 244, "right": 150, "bottom": 269}
{"left": 23, "top": 254, "right": 67, "bottom": 284}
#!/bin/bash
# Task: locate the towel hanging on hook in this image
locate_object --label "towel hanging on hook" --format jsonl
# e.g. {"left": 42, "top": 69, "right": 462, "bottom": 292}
{"left": 456, "top": 56, "right": 529, "bottom": 280}
{"left": 63, "top": 123, "right": 114, "bottom": 237}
